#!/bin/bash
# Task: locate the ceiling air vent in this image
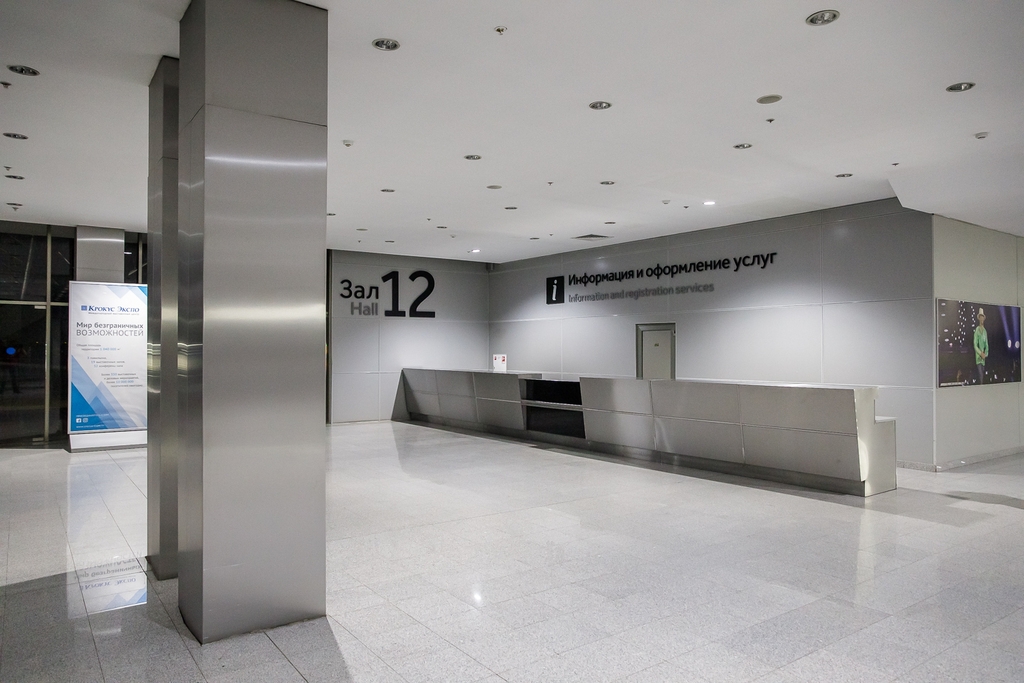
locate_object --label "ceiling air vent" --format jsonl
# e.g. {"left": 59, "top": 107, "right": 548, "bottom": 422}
{"left": 572, "top": 234, "right": 611, "bottom": 241}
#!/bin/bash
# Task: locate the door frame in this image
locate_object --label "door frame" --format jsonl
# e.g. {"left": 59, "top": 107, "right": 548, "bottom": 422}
{"left": 636, "top": 323, "right": 676, "bottom": 380}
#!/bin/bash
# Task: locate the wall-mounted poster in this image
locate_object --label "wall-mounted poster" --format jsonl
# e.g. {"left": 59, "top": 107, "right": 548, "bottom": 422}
{"left": 937, "top": 299, "right": 1021, "bottom": 387}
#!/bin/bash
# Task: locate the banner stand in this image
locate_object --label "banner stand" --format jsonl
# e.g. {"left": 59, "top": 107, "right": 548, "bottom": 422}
{"left": 68, "top": 281, "right": 149, "bottom": 451}
{"left": 70, "top": 431, "right": 147, "bottom": 452}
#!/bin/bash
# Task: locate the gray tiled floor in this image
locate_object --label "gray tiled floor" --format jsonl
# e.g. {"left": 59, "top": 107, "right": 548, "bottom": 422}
{"left": 2, "top": 421, "right": 1024, "bottom": 682}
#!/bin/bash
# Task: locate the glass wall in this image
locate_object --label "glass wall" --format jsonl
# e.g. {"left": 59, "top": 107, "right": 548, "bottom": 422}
{"left": 0, "top": 222, "right": 76, "bottom": 446}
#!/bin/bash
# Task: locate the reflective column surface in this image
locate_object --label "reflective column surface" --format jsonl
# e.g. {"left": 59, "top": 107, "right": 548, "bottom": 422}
{"left": 2, "top": 423, "right": 1024, "bottom": 681}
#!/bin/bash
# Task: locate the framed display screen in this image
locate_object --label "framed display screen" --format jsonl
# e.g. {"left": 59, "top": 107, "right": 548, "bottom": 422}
{"left": 937, "top": 299, "right": 1021, "bottom": 387}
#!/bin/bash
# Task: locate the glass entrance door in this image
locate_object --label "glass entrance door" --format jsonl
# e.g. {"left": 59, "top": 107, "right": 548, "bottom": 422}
{"left": 0, "top": 304, "right": 48, "bottom": 443}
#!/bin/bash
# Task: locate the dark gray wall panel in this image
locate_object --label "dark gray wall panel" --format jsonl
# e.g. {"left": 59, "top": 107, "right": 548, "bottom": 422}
{"left": 822, "top": 211, "right": 933, "bottom": 304}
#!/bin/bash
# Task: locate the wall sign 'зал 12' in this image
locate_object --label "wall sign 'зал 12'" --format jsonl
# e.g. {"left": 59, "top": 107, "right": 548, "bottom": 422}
{"left": 338, "top": 270, "right": 436, "bottom": 318}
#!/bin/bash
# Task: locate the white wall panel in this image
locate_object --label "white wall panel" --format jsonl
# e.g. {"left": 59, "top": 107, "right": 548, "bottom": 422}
{"left": 561, "top": 316, "right": 644, "bottom": 378}
{"left": 934, "top": 215, "right": 1018, "bottom": 304}
{"left": 822, "top": 299, "right": 934, "bottom": 388}
{"left": 329, "top": 317, "right": 379, "bottom": 374}
{"left": 875, "top": 387, "right": 934, "bottom": 465}
{"left": 673, "top": 306, "right": 823, "bottom": 383}
{"left": 936, "top": 383, "right": 1020, "bottom": 465}
{"left": 331, "top": 373, "right": 379, "bottom": 423}
{"left": 489, "top": 320, "right": 562, "bottom": 374}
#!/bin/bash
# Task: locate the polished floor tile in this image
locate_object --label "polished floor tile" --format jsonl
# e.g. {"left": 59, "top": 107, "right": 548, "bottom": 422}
{"left": 2, "top": 422, "right": 1024, "bottom": 681}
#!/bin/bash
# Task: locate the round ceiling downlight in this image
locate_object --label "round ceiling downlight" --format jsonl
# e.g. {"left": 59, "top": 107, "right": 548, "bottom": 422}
{"left": 372, "top": 38, "right": 400, "bottom": 51}
{"left": 946, "top": 82, "right": 975, "bottom": 92}
{"left": 604, "top": 221, "right": 616, "bottom": 225}
{"left": 7, "top": 65, "right": 39, "bottom": 76}
{"left": 437, "top": 225, "right": 448, "bottom": 229}
{"left": 384, "top": 240, "right": 395, "bottom": 243}
{"left": 733, "top": 143, "right": 752, "bottom": 149}
{"left": 3, "top": 133, "right": 28, "bottom": 140}
{"left": 5, "top": 175, "right": 24, "bottom": 180}
{"left": 600, "top": 181, "right": 615, "bottom": 185}
{"left": 504, "top": 206, "right": 517, "bottom": 210}
{"left": 356, "top": 228, "right": 368, "bottom": 231}
{"left": 703, "top": 200, "right": 716, "bottom": 205}
{"left": 464, "top": 154, "right": 481, "bottom": 160}
{"left": 756, "top": 95, "right": 782, "bottom": 104}
{"left": 805, "top": 10, "right": 840, "bottom": 26}
{"left": 380, "top": 188, "right": 395, "bottom": 192}
{"left": 486, "top": 185, "right": 502, "bottom": 189}
{"left": 835, "top": 173, "right": 853, "bottom": 178}
{"left": 470, "top": 249, "right": 481, "bottom": 253}
{"left": 7, "top": 202, "right": 22, "bottom": 206}
{"left": 589, "top": 101, "right": 612, "bottom": 110}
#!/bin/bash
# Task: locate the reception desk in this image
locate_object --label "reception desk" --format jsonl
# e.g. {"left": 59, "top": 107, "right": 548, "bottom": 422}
{"left": 400, "top": 369, "right": 896, "bottom": 497}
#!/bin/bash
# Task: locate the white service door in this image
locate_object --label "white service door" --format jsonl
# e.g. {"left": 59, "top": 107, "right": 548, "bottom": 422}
{"left": 641, "top": 329, "right": 673, "bottom": 379}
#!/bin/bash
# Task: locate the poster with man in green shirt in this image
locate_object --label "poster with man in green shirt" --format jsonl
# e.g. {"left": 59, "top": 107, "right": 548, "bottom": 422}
{"left": 974, "top": 308, "right": 988, "bottom": 384}
{"left": 937, "top": 299, "right": 1021, "bottom": 387}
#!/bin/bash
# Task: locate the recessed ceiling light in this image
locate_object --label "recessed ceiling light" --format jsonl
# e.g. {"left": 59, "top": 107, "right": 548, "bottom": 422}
{"left": 703, "top": 200, "right": 715, "bottom": 205}
{"left": 589, "top": 101, "right": 612, "bottom": 110}
{"left": 505, "top": 206, "right": 517, "bottom": 210}
{"left": 7, "top": 65, "right": 39, "bottom": 76}
{"left": 3, "top": 133, "right": 28, "bottom": 140}
{"left": 604, "top": 221, "right": 616, "bottom": 225}
{"left": 975, "top": 132, "right": 989, "bottom": 139}
{"left": 494, "top": 26, "right": 507, "bottom": 35}
{"left": 437, "top": 225, "right": 447, "bottom": 229}
{"left": 486, "top": 185, "right": 501, "bottom": 189}
{"left": 530, "top": 237, "right": 540, "bottom": 240}
{"left": 733, "top": 143, "right": 752, "bottom": 149}
{"left": 892, "top": 162, "right": 899, "bottom": 166}
{"left": 756, "top": 94, "right": 782, "bottom": 104}
{"left": 380, "top": 188, "right": 395, "bottom": 192}
{"left": 356, "top": 228, "right": 368, "bottom": 231}
{"left": 384, "top": 240, "right": 395, "bottom": 243}
{"left": 464, "top": 154, "right": 481, "bottom": 160}
{"left": 946, "top": 82, "right": 975, "bottom": 92}
{"left": 600, "top": 181, "right": 615, "bottom": 185}
{"left": 7, "top": 202, "right": 22, "bottom": 206}
{"left": 470, "top": 249, "right": 481, "bottom": 253}
{"left": 805, "top": 10, "right": 840, "bottom": 26}
{"left": 372, "top": 38, "right": 400, "bottom": 51}
{"left": 835, "top": 173, "right": 853, "bottom": 178}
{"left": 5, "top": 175, "right": 24, "bottom": 180}
{"left": 327, "top": 213, "right": 336, "bottom": 216}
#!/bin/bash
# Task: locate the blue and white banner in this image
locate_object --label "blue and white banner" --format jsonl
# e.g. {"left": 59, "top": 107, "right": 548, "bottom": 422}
{"left": 68, "top": 282, "right": 148, "bottom": 434}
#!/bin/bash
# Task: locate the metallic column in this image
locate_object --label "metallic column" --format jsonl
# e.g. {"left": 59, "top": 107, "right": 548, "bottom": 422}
{"left": 75, "top": 225, "right": 125, "bottom": 282}
{"left": 147, "top": 56, "right": 179, "bottom": 580}
{"left": 177, "top": 0, "right": 327, "bottom": 642}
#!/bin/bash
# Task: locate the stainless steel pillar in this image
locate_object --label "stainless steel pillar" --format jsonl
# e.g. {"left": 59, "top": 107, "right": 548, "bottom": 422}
{"left": 147, "top": 56, "right": 179, "bottom": 580}
{"left": 177, "top": 0, "right": 327, "bottom": 642}
{"left": 75, "top": 226, "right": 125, "bottom": 282}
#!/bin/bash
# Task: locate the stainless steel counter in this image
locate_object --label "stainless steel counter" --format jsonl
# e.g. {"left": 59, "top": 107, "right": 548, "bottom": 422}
{"left": 400, "top": 369, "right": 896, "bottom": 496}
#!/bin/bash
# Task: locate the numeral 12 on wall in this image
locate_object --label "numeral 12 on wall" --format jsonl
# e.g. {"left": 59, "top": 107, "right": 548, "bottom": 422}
{"left": 381, "top": 270, "right": 437, "bottom": 318}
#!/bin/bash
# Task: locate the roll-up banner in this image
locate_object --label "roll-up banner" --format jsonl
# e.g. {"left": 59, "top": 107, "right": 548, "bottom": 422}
{"left": 68, "top": 282, "right": 148, "bottom": 449}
